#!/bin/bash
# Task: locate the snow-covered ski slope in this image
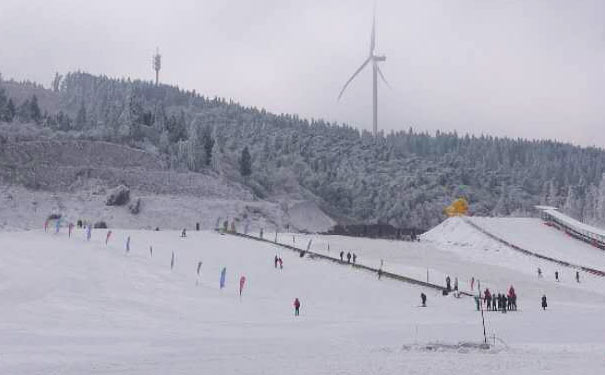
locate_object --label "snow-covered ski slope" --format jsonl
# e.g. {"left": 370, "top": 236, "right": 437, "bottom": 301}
{"left": 2, "top": 223, "right": 605, "bottom": 374}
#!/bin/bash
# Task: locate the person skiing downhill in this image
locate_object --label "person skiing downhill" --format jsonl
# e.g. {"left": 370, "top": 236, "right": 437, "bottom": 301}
{"left": 293, "top": 298, "right": 301, "bottom": 316}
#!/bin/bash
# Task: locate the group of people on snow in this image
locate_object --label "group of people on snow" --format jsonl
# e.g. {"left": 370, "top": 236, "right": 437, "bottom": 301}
{"left": 537, "top": 267, "right": 581, "bottom": 283}
{"left": 339, "top": 251, "right": 357, "bottom": 264}
{"left": 482, "top": 286, "right": 518, "bottom": 312}
{"left": 274, "top": 255, "right": 284, "bottom": 269}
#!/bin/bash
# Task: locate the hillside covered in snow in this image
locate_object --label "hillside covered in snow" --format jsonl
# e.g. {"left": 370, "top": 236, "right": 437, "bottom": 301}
{"left": 2, "top": 72, "right": 605, "bottom": 230}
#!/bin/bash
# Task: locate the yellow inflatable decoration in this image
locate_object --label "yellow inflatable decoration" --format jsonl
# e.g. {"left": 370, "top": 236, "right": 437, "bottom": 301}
{"left": 445, "top": 198, "right": 468, "bottom": 217}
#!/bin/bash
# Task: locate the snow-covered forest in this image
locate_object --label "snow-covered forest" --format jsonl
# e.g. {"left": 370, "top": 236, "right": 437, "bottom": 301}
{"left": 1, "top": 71, "right": 605, "bottom": 229}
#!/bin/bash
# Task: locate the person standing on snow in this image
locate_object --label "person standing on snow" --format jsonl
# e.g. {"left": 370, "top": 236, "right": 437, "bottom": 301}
{"left": 352, "top": 253, "right": 357, "bottom": 264}
{"left": 576, "top": 271, "right": 580, "bottom": 283}
{"left": 420, "top": 292, "right": 427, "bottom": 307}
{"left": 555, "top": 271, "right": 559, "bottom": 282}
{"left": 339, "top": 251, "right": 344, "bottom": 262}
{"left": 293, "top": 298, "right": 301, "bottom": 316}
{"left": 541, "top": 295, "right": 548, "bottom": 310}
{"left": 484, "top": 288, "right": 491, "bottom": 310}
{"left": 274, "top": 255, "right": 279, "bottom": 269}
{"left": 537, "top": 267, "right": 542, "bottom": 278}
{"left": 445, "top": 276, "right": 451, "bottom": 291}
{"left": 278, "top": 258, "right": 283, "bottom": 270}
{"left": 346, "top": 252, "right": 352, "bottom": 263}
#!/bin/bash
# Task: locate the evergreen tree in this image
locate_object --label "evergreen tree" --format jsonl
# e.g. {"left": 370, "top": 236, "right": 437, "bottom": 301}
{"left": 75, "top": 101, "right": 87, "bottom": 130}
{"left": 30, "top": 95, "right": 42, "bottom": 124}
{"left": 239, "top": 146, "right": 252, "bottom": 176}
{"left": 202, "top": 125, "right": 215, "bottom": 166}
{"left": 6, "top": 99, "right": 15, "bottom": 122}
{"left": 51, "top": 72, "right": 63, "bottom": 92}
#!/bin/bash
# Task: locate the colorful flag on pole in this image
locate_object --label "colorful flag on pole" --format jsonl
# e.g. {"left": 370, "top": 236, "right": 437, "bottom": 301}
{"left": 239, "top": 276, "right": 246, "bottom": 296}
{"left": 219, "top": 267, "right": 226, "bottom": 289}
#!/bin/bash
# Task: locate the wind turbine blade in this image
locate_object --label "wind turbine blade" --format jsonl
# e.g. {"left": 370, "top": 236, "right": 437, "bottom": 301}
{"left": 376, "top": 65, "right": 391, "bottom": 89}
{"left": 338, "top": 56, "right": 372, "bottom": 100}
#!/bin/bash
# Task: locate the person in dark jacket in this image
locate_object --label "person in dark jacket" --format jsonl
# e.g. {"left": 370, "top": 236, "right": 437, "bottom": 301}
{"left": 352, "top": 253, "right": 357, "bottom": 264}
{"left": 445, "top": 276, "right": 451, "bottom": 291}
{"left": 484, "top": 288, "right": 492, "bottom": 310}
{"left": 293, "top": 298, "right": 301, "bottom": 316}
{"left": 576, "top": 271, "right": 580, "bottom": 283}
{"left": 541, "top": 295, "right": 548, "bottom": 310}
{"left": 420, "top": 292, "right": 427, "bottom": 307}
{"left": 274, "top": 255, "right": 279, "bottom": 268}
{"left": 346, "top": 252, "right": 352, "bottom": 263}
{"left": 339, "top": 251, "right": 344, "bottom": 262}
{"left": 555, "top": 271, "right": 559, "bottom": 282}
{"left": 492, "top": 294, "right": 498, "bottom": 311}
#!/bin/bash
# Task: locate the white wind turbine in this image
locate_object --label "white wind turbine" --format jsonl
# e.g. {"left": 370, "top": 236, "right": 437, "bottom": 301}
{"left": 338, "top": 12, "right": 389, "bottom": 137}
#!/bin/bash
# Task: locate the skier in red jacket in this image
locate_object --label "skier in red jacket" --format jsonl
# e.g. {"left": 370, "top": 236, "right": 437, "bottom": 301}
{"left": 293, "top": 298, "right": 301, "bottom": 316}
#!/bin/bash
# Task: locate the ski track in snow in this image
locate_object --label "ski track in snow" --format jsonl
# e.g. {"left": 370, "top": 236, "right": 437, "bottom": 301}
{"left": 1, "top": 218, "right": 605, "bottom": 374}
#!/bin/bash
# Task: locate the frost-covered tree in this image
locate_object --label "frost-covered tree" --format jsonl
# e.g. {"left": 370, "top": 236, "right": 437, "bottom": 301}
{"left": 239, "top": 146, "right": 252, "bottom": 177}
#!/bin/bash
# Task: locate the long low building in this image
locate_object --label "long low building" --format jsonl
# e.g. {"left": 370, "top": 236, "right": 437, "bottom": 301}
{"left": 536, "top": 205, "right": 605, "bottom": 250}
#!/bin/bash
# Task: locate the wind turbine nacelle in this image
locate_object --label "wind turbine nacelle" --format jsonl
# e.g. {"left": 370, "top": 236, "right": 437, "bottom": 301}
{"left": 373, "top": 55, "right": 386, "bottom": 62}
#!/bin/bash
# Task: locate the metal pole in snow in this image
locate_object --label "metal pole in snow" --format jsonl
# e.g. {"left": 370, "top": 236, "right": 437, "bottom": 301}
{"left": 478, "top": 280, "right": 488, "bottom": 345}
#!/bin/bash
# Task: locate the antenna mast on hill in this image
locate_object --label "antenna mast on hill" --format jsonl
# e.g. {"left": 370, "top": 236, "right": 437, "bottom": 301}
{"left": 153, "top": 47, "right": 162, "bottom": 85}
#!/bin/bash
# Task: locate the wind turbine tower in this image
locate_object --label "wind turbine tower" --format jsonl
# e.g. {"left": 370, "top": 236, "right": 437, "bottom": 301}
{"left": 338, "top": 13, "right": 389, "bottom": 137}
{"left": 153, "top": 47, "right": 162, "bottom": 85}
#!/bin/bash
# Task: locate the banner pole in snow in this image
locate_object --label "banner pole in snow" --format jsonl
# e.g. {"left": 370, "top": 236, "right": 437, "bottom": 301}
{"left": 219, "top": 267, "right": 226, "bottom": 289}
{"left": 239, "top": 276, "right": 246, "bottom": 300}
{"left": 196, "top": 261, "right": 202, "bottom": 285}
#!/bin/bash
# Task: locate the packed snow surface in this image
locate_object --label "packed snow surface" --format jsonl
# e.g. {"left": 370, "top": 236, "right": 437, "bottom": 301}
{"left": 2, "top": 217, "right": 605, "bottom": 374}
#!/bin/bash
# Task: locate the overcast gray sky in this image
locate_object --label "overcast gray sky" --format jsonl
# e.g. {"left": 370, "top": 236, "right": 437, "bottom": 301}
{"left": 1, "top": 0, "right": 603, "bottom": 146}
